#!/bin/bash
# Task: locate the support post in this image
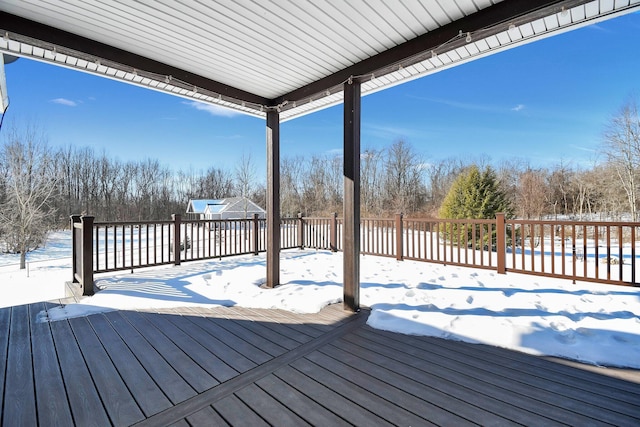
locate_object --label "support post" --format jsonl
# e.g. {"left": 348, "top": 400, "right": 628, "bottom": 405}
{"left": 496, "top": 212, "right": 506, "bottom": 274}
{"left": 343, "top": 78, "right": 361, "bottom": 312}
{"left": 253, "top": 213, "right": 260, "bottom": 255}
{"left": 330, "top": 212, "right": 338, "bottom": 252}
{"left": 80, "top": 215, "right": 94, "bottom": 296}
{"left": 297, "top": 212, "right": 304, "bottom": 249}
{"left": 266, "top": 109, "right": 281, "bottom": 288}
{"left": 71, "top": 214, "right": 80, "bottom": 285}
{"left": 172, "top": 214, "right": 181, "bottom": 266}
{"left": 396, "top": 213, "right": 403, "bottom": 261}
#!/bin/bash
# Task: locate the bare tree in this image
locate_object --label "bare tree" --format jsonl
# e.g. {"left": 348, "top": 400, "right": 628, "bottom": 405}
{"left": 361, "top": 147, "right": 384, "bottom": 216}
{"left": 602, "top": 96, "right": 640, "bottom": 221}
{"left": 193, "top": 166, "right": 234, "bottom": 200}
{"left": 425, "top": 156, "right": 467, "bottom": 215}
{"left": 516, "top": 168, "right": 548, "bottom": 219}
{"left": 235, "top": 152, "right": 256, "bottom": 218}
{"left": 281, "top": 156, "right": 304, "bottom": 216}
{"left": 547, "top": 160, "right": 574, "bottom": 219}
{"left": 382, "top": 140, "right": 426, "bottom": 214}
{"left": 0, "top": 124, "right": 58, "bottom": 269}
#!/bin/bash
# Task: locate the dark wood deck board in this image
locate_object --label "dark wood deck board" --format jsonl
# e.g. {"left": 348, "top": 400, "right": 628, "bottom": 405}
{"left": 29, "top": 302, "right": 74, "bottom": 426}
{"left": 196, "top": 316, "right": 274, "bottom": 364}
{"left": 208, "top": 316, "right": 294, "bottom": 355}
{"left": 3, "top": 302, "right": 640, "bottom": 426}
{"left": 102, "top": 310, "right": 197, "bottom": 404}
{"left": 211, "top": 395, "right": 269, "bottom": 427}
{"left": 167, "top": 420, "right": 189, "bottom": 427}
{"left": 119, "top": 311, "right": 217, "bottom": 393}
{"left": 302, "top": 350, "right": 478, "bottom": 426}
{"left": 234, "top": 383, "right": 311, "bottom": 426}
{"left": 188, "top": 317, "right": 272, "bottom": 366}
{"left": 164, "top": 316, "right": 251, "bottom": 382}
{"left": 49, "top": 317, "right": 111, "bottom": 426}
{"left": 3, "top": 305, "right": 37, "bottom": 425}
{"left": 289, "top": 354, "right": 438, "bottom": 426}
{"left": 352, "top": 327, "right": 629, "bottom": 424}
{"left": 68, "top": 316, "right": 145, "bottom": 426}
{"left": 253, "top": 374, "right": 351, "bottom": 427}
{"left": 141, "top": 311, "right": 237, "bottom": 384}
{"left": 335, "top": 332, "right": 573, "bottom": 426}
{"left": 367, "top": 328, "right": 640, "bottom": 424}
{"left": 235, "top": 307, "right": 329, "bottom": 339}
{"left": 428, "top": 328, "right": 640, "bottom": 393}
{"left": 219, "top": 313, "right": 315, "bottom": 350}
{"left": 359, "top": 326, "right": 640, "bottom": 422}
{"left": 0, "top": 306, "right": 10, "bottom": 420}
{"left": 270, "top": 366, "right": 384, "bottom": 426}
{"left": 85, "top": 312, "right": 173, "bottom": 417}
{"left": 185, "top": 406, "right": 230, "bottom": 426}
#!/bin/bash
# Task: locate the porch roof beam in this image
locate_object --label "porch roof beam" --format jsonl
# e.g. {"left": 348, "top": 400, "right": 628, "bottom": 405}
{"left": 272, "top": 0, "right": 591, "bottom": 108}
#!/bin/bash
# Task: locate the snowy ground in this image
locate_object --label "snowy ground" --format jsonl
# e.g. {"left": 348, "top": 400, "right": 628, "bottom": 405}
{"left": 1, "top": 230, "right": 639, "bottom": 369}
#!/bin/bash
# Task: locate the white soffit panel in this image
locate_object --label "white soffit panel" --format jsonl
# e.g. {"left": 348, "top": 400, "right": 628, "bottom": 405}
{"left": 0, "top": 0, "right": 639, "bottom": 121}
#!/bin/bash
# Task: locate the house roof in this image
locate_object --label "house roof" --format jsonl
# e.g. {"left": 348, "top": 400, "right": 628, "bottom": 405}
{"left": 188, "top": 199, "right": 225, "bottom": 214}
{"left": 188, "top": 197, "right": 265, "bottom": 215}
{"left": 1, "top": 1, "right": 637, "bottom": 122}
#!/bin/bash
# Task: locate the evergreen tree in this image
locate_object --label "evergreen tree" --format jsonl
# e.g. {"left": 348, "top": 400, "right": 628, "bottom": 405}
{"left": 440, "top": 165, "right": 512, "bottom": 219}
{"left": 439, "top": 165, "right": 513, "bottom": 248}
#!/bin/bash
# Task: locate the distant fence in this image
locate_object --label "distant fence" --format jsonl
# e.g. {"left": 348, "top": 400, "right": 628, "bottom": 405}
{"left": 71, "top": 213, "right": 640, "bottom": 295}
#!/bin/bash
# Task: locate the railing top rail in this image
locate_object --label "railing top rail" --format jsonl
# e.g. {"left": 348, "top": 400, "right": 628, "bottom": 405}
{"left": 508, "top": 219, "right": 640, "bottom": 226}
{"left": 182, "top": 218, "right": 263, "bottom": 224}
{"left": 94, "top": 220, "right": 174, "bottom": 226}
{"left": 361, "top": 217, "right": 395, "bottom": 221}
{"left": 405, "top": 218, "right": 495, "bottom": 225}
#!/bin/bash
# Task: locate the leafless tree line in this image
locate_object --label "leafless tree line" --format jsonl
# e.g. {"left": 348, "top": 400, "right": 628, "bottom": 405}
{"left": 280, "top": 139, "right": 633, "bottom": 220}
{"left": 46, "top": 147, "right": 268, "bottom": 223}
{"left": 1, "top": 96, "right": 638, "bottom": 266}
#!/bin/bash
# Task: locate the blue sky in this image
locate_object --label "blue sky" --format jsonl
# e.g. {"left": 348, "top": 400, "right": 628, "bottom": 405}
{"left": 2, "top": 11, "right": 639, "bottom": 178}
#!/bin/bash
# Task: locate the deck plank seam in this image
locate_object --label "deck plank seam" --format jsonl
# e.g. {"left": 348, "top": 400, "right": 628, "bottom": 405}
{"left": 103, "top": 311, "right": 198, "bottom": 405}
{"left": 272, "top": 364, "right": 388, "bottom": 426}
{"left": 0, "top": 307, "right": 12, "bottom": 426}
{"left": 141, "top": 311, "right": 242, "bottom": 385}
{"left": 251, "top": 373, "right": 354, "bottom": 426}
{"left": 357, "top": 326, "right": 640, "bottom": 399}
{"left": 351, "top": 327, "right": 640, "bottom": 423}
{"left": 116, "top": 310, "right": 216, "bottom": 395}
{"left": 284, "top": 356, "right": 433, "bottom": 426}
{"left": 132, "top": 308, "right": 367, "bottom": 427}
{"left": 329, "top": 332, "right": 582, "bottom": 426}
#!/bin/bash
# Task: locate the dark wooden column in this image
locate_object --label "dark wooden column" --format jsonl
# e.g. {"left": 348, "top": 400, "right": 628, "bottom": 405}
{"left": 266, "top": 109, "right": 280, "bottom": 288}
{"left": 343, "top": 78, "right": 361, "bottom": 312}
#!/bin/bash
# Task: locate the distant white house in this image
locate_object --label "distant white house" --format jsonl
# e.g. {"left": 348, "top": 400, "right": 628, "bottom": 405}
{"left": 186, "top": 197, "right": 266, "bottom": 220}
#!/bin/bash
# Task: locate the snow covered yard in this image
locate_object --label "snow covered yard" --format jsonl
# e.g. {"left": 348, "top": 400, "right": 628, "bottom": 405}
{"left": 1, "top": 230, "right": 639, "bottom": 369}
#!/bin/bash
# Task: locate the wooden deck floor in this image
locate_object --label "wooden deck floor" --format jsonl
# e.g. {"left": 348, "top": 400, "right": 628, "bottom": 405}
{"left": 1, "top": 301, "right": 639, "bottom": 426}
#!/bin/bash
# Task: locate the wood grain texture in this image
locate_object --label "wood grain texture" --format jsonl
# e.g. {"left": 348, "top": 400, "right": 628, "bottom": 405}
{"left": 3, "top": 302, "right": 639, "bottom": 426}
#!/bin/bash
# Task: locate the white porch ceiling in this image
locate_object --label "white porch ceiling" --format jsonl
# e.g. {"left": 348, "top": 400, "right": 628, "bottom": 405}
{"left": 1, "top": 0, "right": 638, "bottom": 121}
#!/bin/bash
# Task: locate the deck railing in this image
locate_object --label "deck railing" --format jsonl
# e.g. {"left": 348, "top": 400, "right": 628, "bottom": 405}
{"left": 71, "top": 213, "right": 640, "bottom": 295}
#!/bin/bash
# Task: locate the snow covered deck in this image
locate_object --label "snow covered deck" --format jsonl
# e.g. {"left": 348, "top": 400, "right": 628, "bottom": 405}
{"left": 2, "top": 302, "right": 639, "bottom": 426}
